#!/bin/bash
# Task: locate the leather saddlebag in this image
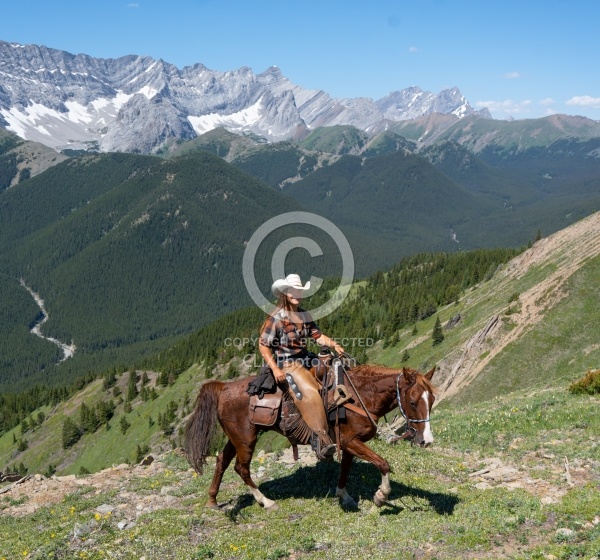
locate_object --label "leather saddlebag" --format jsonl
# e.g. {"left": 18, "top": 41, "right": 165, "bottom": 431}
{"left": 249, "top": 392, "right": 282, "bottom": 426}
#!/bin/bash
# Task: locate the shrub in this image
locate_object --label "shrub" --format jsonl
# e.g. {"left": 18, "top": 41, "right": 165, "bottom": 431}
{"left": 568, "top": 369, "right": 600, "bottom": 395}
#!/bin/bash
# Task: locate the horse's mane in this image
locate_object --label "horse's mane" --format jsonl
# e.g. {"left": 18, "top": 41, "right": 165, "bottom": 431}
{"left": 348, "top": 364, "right": 437, "bottom": 395}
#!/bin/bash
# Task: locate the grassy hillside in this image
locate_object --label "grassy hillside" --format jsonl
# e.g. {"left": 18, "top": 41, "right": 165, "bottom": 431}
{"left": 371, "top": 211, "right": 600, "bottom": 406}
{"left": 1, "top": 385, "right": 598, "bottom": 559}
{"left": 1, "top": 214, "right": 599, "bottom": 559}
{"left": 164, "top": 127, "right": 261, "bottom": 161}
{"left": 298, "top": 125, "right": 370, "bottom": 155}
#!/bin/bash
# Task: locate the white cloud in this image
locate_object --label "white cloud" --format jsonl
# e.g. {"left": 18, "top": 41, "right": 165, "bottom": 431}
{"left": 566, "top": 95, "right": 600, "bottom": 109}
{"left": 408, "top": 46, "right": 419, "bottom": 53}
{"left": 504, "top": 72, "right": 520, "bottom": 79}
{"left": 540, "top": 98, "right": 555, "bottom": 106}
{"left": 476, "top": 99, "right": 532, "bottom": 116}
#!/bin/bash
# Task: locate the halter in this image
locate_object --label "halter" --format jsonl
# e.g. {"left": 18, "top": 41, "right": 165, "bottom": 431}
{"left": 395, "top": 374, "right": 431, "bottom": 442}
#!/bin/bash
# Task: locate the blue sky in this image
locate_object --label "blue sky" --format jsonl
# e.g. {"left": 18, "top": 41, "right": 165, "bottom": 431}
{"left": 1, "top": 0, "right": 599, "bottom": 120}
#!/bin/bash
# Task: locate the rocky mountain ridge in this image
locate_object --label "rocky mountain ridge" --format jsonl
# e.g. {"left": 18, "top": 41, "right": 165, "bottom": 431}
{"left": 0, "top": 40, "right": 489, "bottom": 154}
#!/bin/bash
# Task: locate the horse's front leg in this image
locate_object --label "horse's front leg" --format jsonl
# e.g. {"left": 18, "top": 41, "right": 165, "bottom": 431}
{"left": 335, "top": 450, "right": 358, "bottom": 508}
{"left": 336, "top": 439, "right": 391, "bottom": 508}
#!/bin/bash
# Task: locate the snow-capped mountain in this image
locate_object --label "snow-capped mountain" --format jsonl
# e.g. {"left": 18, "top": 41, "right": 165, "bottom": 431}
{"left": 0, "top": 40, "right": 490, "bottom": 154}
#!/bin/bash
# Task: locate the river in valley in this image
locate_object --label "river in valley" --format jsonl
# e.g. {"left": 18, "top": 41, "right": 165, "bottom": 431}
{"left": 20, "top": 279, "right": 76, "bottom": 362}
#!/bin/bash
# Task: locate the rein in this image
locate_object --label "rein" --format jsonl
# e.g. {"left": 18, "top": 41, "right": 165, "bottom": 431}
{"left": 342, "top": 363, "right": 380, "bottom": 432}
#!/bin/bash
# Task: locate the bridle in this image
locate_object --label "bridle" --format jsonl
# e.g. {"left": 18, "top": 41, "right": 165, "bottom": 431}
{"left": 394, "top": 373, "right": 431, "bottom": 442}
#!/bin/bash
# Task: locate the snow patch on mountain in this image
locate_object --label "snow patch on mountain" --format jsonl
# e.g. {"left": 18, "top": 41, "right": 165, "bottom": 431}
{"left": 189, "top": 99, "right": 264, "bottom": 135}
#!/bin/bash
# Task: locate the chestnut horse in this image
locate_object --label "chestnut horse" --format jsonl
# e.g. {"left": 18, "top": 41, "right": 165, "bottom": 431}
{"left": 185, "top": 364, "right": 436, "bottom": 510}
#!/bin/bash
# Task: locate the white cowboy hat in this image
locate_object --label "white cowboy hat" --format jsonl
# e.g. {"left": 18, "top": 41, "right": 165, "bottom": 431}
{"left": 271, "top": 274, "right": 311, "bottom": 297}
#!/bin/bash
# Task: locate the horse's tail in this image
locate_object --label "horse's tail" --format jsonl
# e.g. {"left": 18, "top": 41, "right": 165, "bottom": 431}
{"left": 184, "top": 380, "right": 225, "bottom": 474}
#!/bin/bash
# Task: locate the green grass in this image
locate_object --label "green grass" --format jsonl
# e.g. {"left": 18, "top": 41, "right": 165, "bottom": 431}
{"left": 434, "top": 388, "right": 600, "bottom": 461}
{"left": 2, "top": 384, "right": 599, "bottom": 559}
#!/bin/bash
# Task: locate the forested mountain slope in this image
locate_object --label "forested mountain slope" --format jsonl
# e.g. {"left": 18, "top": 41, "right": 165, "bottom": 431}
{"left": 175, "top": 126, "right": 600, "bottom": 253}
{"left": 0, "top": 151, "right": 319, "bottom": 390}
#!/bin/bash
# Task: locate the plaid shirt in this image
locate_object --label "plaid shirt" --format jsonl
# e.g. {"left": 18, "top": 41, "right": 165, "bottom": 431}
{"left": 259, "top": 308, "right": 322, "bottom": 359}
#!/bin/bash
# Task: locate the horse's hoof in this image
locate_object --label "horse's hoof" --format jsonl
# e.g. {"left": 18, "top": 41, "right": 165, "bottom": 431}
{"left": 342, "top": 497, "right": 358, "bottom": 510}
{"left": 265, "top": 502, "right": 279, "bottom": 512}
{"left": 373, "top": 490, "right": 388, "bottom": 507}
{"left": 205, "top": 500, "right": 220, "bottom": 510}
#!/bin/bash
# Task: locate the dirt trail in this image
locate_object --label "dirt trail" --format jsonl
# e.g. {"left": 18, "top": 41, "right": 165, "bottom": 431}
{"left": 2, "top": 445, "right": 595, "bottom": 519}
{"left": 438, "top": 211, "right": 600, "bottom": 400}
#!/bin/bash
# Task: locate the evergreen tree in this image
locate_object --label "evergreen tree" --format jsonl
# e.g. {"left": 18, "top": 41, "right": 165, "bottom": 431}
{"left": 432, "top": 317, "right": 444, "bottom": 346}
{"left": 103, "top": 369, "right": 117, "bottom": 390}
{"left": 96, "top": 400, "right": 115, "bottom": 425}
{"left": 401, "top": 348, "right": 410, "bottom": 363}
{"left": 126, "top": 371, "right": 138, "bottom": 402}
{"left": 158, "top": 411, "right": 173, "bottom": 436}
{"left": 119, "top": 416, "right": 130, "bottom": 435}
{"left": 62, "top": 417, "right": 81, "bottom": 449}
{"left": 79, "top": 402, "right": 99, "bottom": 433}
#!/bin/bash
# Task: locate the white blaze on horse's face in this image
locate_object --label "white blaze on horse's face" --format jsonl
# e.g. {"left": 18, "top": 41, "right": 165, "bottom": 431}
{"left": 414, "top": 390, "right": 434, "bottom": 448}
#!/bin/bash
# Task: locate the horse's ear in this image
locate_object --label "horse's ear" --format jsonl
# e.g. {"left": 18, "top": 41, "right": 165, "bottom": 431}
{"left": 425, "top": 366, "right": 436, "bottom": 381}
{"left": 403, "top": 367, "right": 416, "bottom": 384}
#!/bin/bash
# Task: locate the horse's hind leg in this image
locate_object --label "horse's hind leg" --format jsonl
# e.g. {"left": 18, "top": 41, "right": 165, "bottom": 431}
{"left": 206, "top": 439, "right": 236, "bottom": 509}
{"left": 234, "top": 441, "right": 279, "bottom": 511}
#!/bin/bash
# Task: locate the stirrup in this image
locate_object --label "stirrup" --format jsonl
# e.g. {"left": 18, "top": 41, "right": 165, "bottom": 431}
{"left": 310, "top": 433, "right": 336, "bottom": 460}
